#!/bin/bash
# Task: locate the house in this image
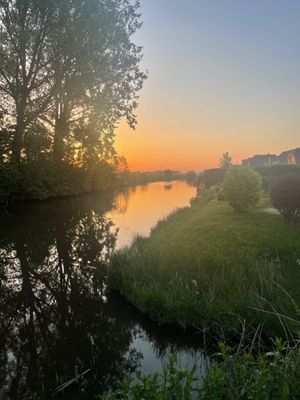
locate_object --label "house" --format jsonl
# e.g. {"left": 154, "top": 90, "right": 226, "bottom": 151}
{"left": 242, "top": 153, "right": 278, "bottom": 168}
{"left": 278, "top": 148, "right": 300, "bottom": 165}
{"left": 242, "top": 148, "right": 300, "bottom": 167}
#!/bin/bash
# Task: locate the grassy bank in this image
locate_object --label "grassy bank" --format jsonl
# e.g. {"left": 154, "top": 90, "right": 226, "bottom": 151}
{"left": 110, "top": 197, "right": 300, "bottom": 340}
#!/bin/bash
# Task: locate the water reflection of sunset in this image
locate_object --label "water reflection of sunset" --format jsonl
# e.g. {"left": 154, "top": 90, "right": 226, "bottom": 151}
{"left": 107, "top": 181, "right": 196, "bottom": 249}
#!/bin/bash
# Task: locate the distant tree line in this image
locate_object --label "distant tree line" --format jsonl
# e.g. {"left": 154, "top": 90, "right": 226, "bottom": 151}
{"left": 116, "top": 168, "right": 194, "bottom": 186}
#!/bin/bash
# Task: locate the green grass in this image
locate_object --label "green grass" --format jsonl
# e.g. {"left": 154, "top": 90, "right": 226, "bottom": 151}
{"left": 110, "top": 198, "right": 300, "bottom": 339}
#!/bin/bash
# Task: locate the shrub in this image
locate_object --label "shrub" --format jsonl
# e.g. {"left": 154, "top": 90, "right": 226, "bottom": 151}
{"left": 196, "top": 172, "right": 204, "bottom": 186}
{"left": 257, "top": 164, "right": 300, "bottom": 191}
{"left": 100, "top": 343, "right": 300, "bottom": 400}
{"left": 0, "top": 160, "right": 116, "bottom": 205}
{"left": 201, "top": 340, "right": 300, "bottom": 400}
{"left": 200, "top": 184, "right": 226, "bottom": 202}
{"left": 223, "top": 166, "right": 262, "bottom": 212}
{"left": 100, "top": 356, "right": 198, "bottom": 400}
{"left": 271, "top": 173, "right": 300, "bottom": 222}
{"left": 0, "top": 163, "right": 21, "bottom": 205}
{"left": 215, "top": 183, "right": 226, "bottom": 201}
{"left": 203, "top": 168, "right": 227, "bottom": 189}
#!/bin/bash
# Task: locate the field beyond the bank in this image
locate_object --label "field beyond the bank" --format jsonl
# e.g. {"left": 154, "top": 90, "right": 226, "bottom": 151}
{"left": 110, "top": 197, "right": 300, "bottom": 340}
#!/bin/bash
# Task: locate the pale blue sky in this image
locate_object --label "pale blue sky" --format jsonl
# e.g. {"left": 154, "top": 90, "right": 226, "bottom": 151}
{"left": 117, "top": 0, "right": 300, "bottom": 170}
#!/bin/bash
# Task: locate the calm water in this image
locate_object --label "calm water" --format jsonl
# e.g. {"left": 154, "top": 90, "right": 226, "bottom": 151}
{"left": 0, "top": 181, "right": 208, "bottom": 399}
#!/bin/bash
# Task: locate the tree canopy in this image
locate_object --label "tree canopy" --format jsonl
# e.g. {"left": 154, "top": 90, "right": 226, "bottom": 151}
{"left": 0, "top": 0, "right": 146, "bottom": 164}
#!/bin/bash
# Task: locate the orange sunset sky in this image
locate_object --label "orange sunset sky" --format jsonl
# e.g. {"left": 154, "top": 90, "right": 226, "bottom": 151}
{"left": 115, "top": 1, "right": 300, "bottom": 172}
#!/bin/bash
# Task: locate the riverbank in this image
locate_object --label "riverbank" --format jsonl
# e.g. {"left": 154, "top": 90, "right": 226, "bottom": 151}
{"left": 110, "top": 196, "right": 300, "bottom": 341}
{"left": 0, "top": 160, "right": 118, "bottom": 207}
{"left": 0, "top": 160, "right": 196, "bottom": 207}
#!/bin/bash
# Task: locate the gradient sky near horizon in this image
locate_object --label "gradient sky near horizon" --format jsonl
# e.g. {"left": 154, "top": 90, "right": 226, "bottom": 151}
{"left": 115, "top": 0, "right": 300, "bottom": 171}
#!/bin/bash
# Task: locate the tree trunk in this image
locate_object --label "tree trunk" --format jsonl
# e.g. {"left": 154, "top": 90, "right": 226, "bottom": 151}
{"left": 53, "top": 99, "right": 66, "bottom": 162}
{"left": 11, "top": 102, "right": 26, "bottom": 163}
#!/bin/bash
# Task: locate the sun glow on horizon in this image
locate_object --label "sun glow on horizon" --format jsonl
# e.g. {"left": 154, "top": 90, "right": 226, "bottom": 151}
{"left": 115, "top": 117, "right": 298, "bottom": 172}
{"left": 115, "top": 1, "right": 300, "bottom": 172}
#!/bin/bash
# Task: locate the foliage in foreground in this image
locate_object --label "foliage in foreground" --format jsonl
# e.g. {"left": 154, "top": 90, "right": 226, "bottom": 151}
{"left": 101, "top": 341, "right": 300, "bottom": 400}
{"left": 223, "top": 166, "right": 262, "bottom": 212}
{"left": 110, "top": 199, "right": 300, "bottom": 338}
{"left": 271, "top": 173, "right": 300, "bottom": 223}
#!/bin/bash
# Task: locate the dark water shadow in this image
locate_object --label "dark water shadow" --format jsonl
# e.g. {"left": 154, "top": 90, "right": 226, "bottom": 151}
{"left": 0, "top": 188, "right": 207, "bottom": 399}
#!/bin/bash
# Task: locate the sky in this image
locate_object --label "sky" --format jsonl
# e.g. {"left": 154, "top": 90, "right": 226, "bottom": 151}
{"left": 115, "top": 0, "right": 300, "bottom": 171}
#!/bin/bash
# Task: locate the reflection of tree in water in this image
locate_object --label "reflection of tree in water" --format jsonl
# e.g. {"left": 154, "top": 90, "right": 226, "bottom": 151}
{"left": 0, "top": 194, "right": 142, "bottom": 399}
{"left": 139, "top": 183, "right": 148, "bottom": 192}
{"left": 164, "top": 183, "right": 173, "bottom": 191}
{"left": 116, "top": 290, "right": 208, "bottom": 370}
{"left": 0, "top": 188, "right": 206, "bottom": 400}
{"left": 112, "top": 186, "right": 138, "bottom": 215}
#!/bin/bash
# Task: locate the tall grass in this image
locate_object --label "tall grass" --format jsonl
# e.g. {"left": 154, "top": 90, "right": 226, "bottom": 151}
{"left": 109, "top": 199, "right": 300, "bottom": 341}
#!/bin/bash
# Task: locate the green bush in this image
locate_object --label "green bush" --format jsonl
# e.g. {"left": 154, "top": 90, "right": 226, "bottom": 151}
{"left": 100, "top": 356, "right": 198, "bottom": 400}
{"left": 257, "top": 164, "right": 300, "bottom": 191}
{"left": 196, "top": 172, "right": 204, "bottom": 186}
{"left": 271, "top": 173, "right": 300, "bottom": 222}
{"left": 192, "top": 184, "right": 225, "bottom": 204}
{"left": 213, "top": 183, "right": 226, "bottom": 201}
{"left": 0, "top": 163, "right": 21, "bottom": 205}
{"left": 223, "top": 166, "right": 262, "bottom": 212}
{"left": 203, "top": 168, "right": 227, "bottom": 189}
{"left": 0, "top": 160, "right": 116, "bottom": 204}
{"left": 101, "top": 342, "right": 300, "bottom": 400}
{"left": 202, "top": 340, "right": 300, "bottom": 400}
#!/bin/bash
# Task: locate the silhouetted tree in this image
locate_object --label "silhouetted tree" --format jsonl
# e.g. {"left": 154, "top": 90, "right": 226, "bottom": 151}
{"left": 219, "top": 152, "right": 232, "bottom": 168}
{"left": 48, "top": 0, "right": 146, "bottom": 164}
{"left": 185, "top": 170, "right": 197, "bottom": 185}
{"left": 23, "top": 123, "right": 52, "bottom": 162}
{"left": 0, "top": 0, "right": 58, "bottom": 162}
{"left": 0, "top": 0, "right": 146, "bottom": 164}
